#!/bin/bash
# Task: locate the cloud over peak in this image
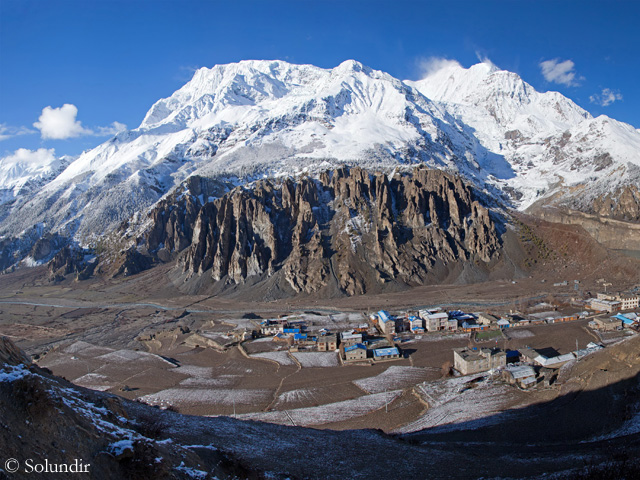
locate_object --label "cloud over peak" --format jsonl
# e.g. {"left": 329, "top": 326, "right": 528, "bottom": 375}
{"left": 417, "top": 57, "right": 462, "bottom": 79}
{"left": 539, "top": 58, "right": 583, "bottom": 87}
{"left": 590, "top": 88, "right": 623, "bottom": 107}
{"left": 33, "top": 104, "right": 92, "bottom": 140}
{"left": 1, "top": 147, "right": 57, "bottom": 167}
{"left": 33, "top": 104, "right": 127, "bottom": 140}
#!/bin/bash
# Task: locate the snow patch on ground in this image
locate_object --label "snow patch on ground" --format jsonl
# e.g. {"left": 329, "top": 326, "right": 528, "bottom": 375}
{"left": 0, "top": 364, "right": 31, "bottom": 382}
{"left": 175, "top": 365, "right": 214, "bottom": 378}
{"left": 506, "top": 329, "right": 535, "bottom": 339}
{"left": 250, "top": 351, "right": 295, "bottom": 366}
{"left": 179, "top": 376, "right": 236, "bottom": 387}
{"left": 238, "top": 390, "right": 402, "bottom": 426}
{"left": 175, "top": 462, "right": 208, "bottom": 479}
{"left": 73, "top": 373, "right": 115, "bottom": 391}
{"left": 108, "top": 439, "right": 135, "bottom": 457}
{"left": 96, "top": 349, "right": 177, "bottom": 366}
{"left": 63, "top": 341, "right": 115, "bottom": 356}
{"left": 138, "top": 388, "right": 271, "bottom": 408}
{"left": 395, "top": 373, "right": 512, "bottom": 434}
{"left": 353, "top": 366, "right": 429, "bottom": 394}
{"left": 292, "top": 352, "right": 339, "bottom": 367}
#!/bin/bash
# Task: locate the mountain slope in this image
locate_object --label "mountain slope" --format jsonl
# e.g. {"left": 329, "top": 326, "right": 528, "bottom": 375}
{"left": 2, "top": 59, "right": 640, "bottom": 270}
{"left": 409, "top": 60, "right": 640, "bottom": 212}
{"left": 0, "top": 60, "right": 501, "bottom": 245}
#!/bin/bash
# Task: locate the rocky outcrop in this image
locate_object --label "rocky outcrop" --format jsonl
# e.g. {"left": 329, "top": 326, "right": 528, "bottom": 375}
{"left": 47, "top": 246, "right": 98, "bottom": 282}
{"left": 591, "top": 185, "right": 640, "bottom": 222}
{"left": 145, "top": 166, "right": 502, "bottom": 295}
{"left": 0, "top": 336, "right": 31, "bottom": 366}
{"left": 113, "top": 246, "right": 154, "bottom": 277}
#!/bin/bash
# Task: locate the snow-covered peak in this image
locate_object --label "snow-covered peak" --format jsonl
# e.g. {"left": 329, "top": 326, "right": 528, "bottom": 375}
{"left": 140, "top": 59, "right": 407, "bottom": 131}
{"left": 7, "top": 59, "right": 486, "bottom": 241}
{"left": 0, "top": 148, "right": 71, "bottom": 205}
{"left": 3, "top": 58, "right": 640, "bottom": 253}
{"left": 409, "top": 61, "right": 590, "bottom": 132}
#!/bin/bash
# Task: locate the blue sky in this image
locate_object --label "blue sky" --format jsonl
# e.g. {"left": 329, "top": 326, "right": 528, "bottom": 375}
{"left": 1, "top": 0, "right": 638, "bottom": 159}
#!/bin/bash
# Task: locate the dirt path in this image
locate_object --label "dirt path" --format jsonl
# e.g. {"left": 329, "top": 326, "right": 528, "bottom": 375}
{"left": 264, "top": 357, "right": 301, "bottom": 411}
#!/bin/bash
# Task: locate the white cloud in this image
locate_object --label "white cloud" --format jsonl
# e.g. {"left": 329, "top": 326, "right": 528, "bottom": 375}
{"left": 94, "top": 121, "right": 127, "bottom": 136}
{"left": 539, "top": 59, "right": 583, "bottom": 86}
{"left": 589, "top": 88, "right": 623, "bottom": 107}
{"left": 33, "top": 104, "right": 92, "bottom": 140}
{"left": 33, "top": 104, "right": 127, "bottom": 140}
{"left": 475, "top": 51, "right": 498, "bottom": 70}
{"left": 0, "top": 147, "right": 57, "bottom": 167}
{"left": 0, "top": 124, "right": 36, "bottom": 141}
{"left": 417, "top": 57, "right": 462, "bottom": 79}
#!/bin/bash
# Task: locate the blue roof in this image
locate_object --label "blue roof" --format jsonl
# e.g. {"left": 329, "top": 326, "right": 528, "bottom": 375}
{"left": 613, "top": 313, "right": 634, "bottom": 324}
{"left": 284, "top": 328, "right": 301, "bottom": 333}
{"left": 377, "top": 310, "right": 391, "bottom": 323}
{"left": 373, "top": 347, "right": 399, "bottom": 357}
{"left": 294, "top": 333, "right": 307, "bottom": 340}
{"left": 345, "top": 343, "right": 367, "bottom": 352}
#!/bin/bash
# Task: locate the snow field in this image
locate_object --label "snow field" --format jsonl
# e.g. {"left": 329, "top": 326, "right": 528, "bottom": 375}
{"left": 73, "top": 373, "right": 115, "bottom": 392}
{"left": 138, "top": 388, "right": 272, "bottom": 408}
{"left": 96, "top": 349, "right": 176, "bottom": 366}
{"left": 394, "top": 373, "right": 511, "bottom": 433}
{"left": 353, "top": 366, "right": 429, "bottom": 394}
{"left": 506, "top": 329, "right": 535, "bottom": 339}
{"left": 238, "top": 389, "right": 402, "bottom": 426}
{"left": 250, "top": 351, "right": 296, "bottom": 366}
{"left": 291, "top": 352, "right": 339, "bottom": 367}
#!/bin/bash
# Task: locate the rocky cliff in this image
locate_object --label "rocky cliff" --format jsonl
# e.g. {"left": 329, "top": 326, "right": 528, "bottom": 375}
{"left": 590, "top": 185, "right": 640, "bottom": 222}
{"left": 136, "top": 167, "right": 502, "bottom": 296}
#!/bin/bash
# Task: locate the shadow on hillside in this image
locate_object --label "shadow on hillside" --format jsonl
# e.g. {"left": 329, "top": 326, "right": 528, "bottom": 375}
{"left": 400, "top": 369, "right": 640, "bottom": 448}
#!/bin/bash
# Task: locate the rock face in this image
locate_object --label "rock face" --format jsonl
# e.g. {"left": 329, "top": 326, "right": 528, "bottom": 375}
{"left": 591, "top": 185, "right": 640, "bottom": 222}
{"left": 47, "top": 246, "right": 97, "bottom": 282}
{"left": 140, "top": 167, "right": 501, "bottom": 295}
{"left": 0, "top": 336, "right": 31, "bottom": 366}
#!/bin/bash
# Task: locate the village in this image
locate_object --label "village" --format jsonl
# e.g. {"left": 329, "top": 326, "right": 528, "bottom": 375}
{"left": 244, "top": 287, "right": 640, "bottom": 390}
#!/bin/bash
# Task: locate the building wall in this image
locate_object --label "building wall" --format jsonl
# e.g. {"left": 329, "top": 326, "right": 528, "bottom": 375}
{"left": 381, "top": 321, "right": 396, "bottom": 334}
{"left": 318, "top": 340, "right": 337, "bottom": 351}
{"left": 345, "top": 349, "right": 367, "bottom": 361}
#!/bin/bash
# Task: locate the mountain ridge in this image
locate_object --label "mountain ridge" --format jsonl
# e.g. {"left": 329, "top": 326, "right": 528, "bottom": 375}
{"left": 1, "top": 58, "right": 640, "bottom": 270}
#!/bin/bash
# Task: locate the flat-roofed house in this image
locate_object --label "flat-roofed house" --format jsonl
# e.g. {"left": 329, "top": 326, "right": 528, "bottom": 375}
{"left": 593, "top": 317, "right": 621, "bottom": 331}
{"left": 477, "top": 313, "right": 500, "bottom": 326}
{"left": 340, "top": 331, "right": 363, "bottom": 347}
{"left": 373, "top": 347, "right": 400, "bottom": 360}
{"left": 423, "top": 312, "right": 449, "bottom": 332}
{"left": 453, "top": 347, "right": 506, "bottom": 375}
{"left": 377, "top": 311, "right": 396, "bottom": 335}
{"left": 318, "top": 334, "right": 338, "bottom": 351}
{"left": 590, "top": 298, "right": 622, "bottom": 313}
{"left": 344, "top": 343, "right": 367, "bottom": 361}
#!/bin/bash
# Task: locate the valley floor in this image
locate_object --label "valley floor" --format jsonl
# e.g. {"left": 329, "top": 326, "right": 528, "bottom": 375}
{"left": 0, "top": 265, "right": 634, "bottom": 434}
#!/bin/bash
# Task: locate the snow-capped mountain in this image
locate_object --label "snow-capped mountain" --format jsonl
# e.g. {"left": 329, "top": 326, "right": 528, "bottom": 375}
{"left": 1, "top": 58, "right": 640, "bottom": 260}
{"left": 408, "top": 60, "right": 640, "bottom": 210}
{"left": 1, "top": 60, "right": 503, "bottom": 242}
{"left": 0, "top": 149, "right": 71, "bottom": 206}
